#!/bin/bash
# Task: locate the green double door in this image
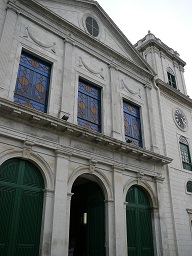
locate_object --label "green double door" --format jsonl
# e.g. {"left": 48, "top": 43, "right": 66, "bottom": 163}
{"left": 0, "top": 158, "right": 44, "bottom": 256}
{"left": 126, "top": 186, "right": 154, "bottom": 256}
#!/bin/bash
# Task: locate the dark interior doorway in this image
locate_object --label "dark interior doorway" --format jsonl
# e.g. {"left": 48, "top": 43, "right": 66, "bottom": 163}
{"left": 69, "top": 177, "right": 105, "bottom": 256}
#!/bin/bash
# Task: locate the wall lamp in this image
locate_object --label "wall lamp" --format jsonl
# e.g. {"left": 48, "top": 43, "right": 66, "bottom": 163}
{"left": 61, "top": 115, "right": 69, "bottom": 121}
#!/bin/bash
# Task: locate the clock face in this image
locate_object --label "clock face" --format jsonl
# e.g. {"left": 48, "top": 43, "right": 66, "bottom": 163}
{"left": 174, "top": 109, "right": 187, "bottom": 130}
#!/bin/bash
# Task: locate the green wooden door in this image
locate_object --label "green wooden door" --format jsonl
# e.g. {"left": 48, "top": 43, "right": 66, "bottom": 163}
{"left": 126, "top": 186, "right": 154, "bottom": 256}
{"left": 0, "top": 158, "right": 44, "bottom": 256}
{"left": 87, "top": 183, "right": 105, "bottom": 256}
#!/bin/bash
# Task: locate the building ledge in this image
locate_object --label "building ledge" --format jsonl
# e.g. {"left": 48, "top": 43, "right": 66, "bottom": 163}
{"left": 0, "top": 97, "right": 172, "bottom": 165}
{"left": 156, "top": 78, "right": 192, "bottom": 107}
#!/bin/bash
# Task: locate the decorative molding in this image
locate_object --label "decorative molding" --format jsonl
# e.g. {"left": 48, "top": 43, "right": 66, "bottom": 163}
{"left": 55, "top": 148, "right": 72, "bottom": 158}
{"left": 64, "top": 36, "right": 75, "bottom": 46}
{"left": 6, "top": 2, "right": 20, "bottom": 14}
{"left": 154, "top": 173, "right": 165, "bottom": 183}
{"left": 121, "top": 79, "right": 141, "bottom": 98}
{"left": 78, "top": 57, "right": 104, "bottom": 79}
{"left": 173, "top": 61, "right": 179, "bottom": 68}
{"left": 0, "top": 97, "right": 172, "bottom": 166}
{"left": 179, "top": 65, "right": 184, "bottom": 72}
{"left": 137, "top": 171, "right": 145, "bottom": 185}
{"left": 24, "top": 27, "right": 56, "bottom": 53}
{"left": 22, "top": 140, "right": 34, "bottom": 158}
{"left": 187, "top": 209, "right": 192, "bottom": 214}
{"left": 89, "top": 159, "right": 97, "bottom": 173}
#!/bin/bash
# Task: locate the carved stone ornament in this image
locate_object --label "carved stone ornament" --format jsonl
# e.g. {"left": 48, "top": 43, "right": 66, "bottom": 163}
{"left": 121, "top": 79, "right": 141, "bottom": 98}
{"left": 22, "top": 140, "right": 34, "bottom": 158}
{"left": 137, "top": 171, "right": 145, "bottom": 184}
{"left": 78, "top": 57, "right": 104, "bottom": 79}
{"left": 23, "top": 27, "right": 56, "bottom": 53}
{"left": 89, "top": 159, "right": 97, "bottom": 173}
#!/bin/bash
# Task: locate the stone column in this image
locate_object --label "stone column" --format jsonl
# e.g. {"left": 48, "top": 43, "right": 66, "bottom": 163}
{"left": 41, "top": 189, "right": 54, "bottom": 256}
{"left": 144, "top": 84, "right": 159, "bottom": 153}
{"left": 113, "top": 167, "right": 127, "bottom": 256}
{"left": 51, "top": 150, "right": 70, "bottom": 256}
{"left": 59, "top": 38, "right": 74, "bottom": 121}
{"left": 108, "top": 64, "right": 121, "bottom": 140}
{"left": 105, "top": 199, "right": 115, "bottom": 256}
{"left": 0, "top": 1, "right": 19, "bottom": 94}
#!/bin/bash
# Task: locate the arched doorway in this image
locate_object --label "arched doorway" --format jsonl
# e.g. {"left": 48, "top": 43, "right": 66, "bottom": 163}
{"left": 126, "top": 185, "right": 154, "bottom": 256}
{"left": 69, "top": 176, "right": 105, "bottom": 256}
{"left": 0, "top": 158, "right": 44, "bottom": 256}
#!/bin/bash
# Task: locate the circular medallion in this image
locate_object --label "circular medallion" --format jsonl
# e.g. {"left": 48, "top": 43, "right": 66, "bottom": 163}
{"left": 173, "top": 108, "right": 187, "bottom": 131}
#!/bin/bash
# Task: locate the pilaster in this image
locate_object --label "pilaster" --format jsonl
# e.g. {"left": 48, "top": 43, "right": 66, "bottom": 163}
{"left": 179, "top": 65, "right": 187, "bottom": 95}
{"left": 155, "top": 176, "right": 171, "bottom": 256}
{"left": 113, "top": 166, "right": 127, "bottom": 256}
{"left": 108, "top": 64, "right": 121, "bottom": 140}
{"left": 41, "top": 189, "right": 54, "bottom": 256}
{"left": 105, "top": 199, "right": 115, "bottom": 256}
{"left": 59, "top": 38, "right": 75, "bottom": 120}
{"left": 0, "top": 2, "right": 19, "bottom": 94}
{"left": 51, "top": 150, "right": 71, "bottom": 256}
{"left": 144, "top": 85, "right": 159, "bottom": 153}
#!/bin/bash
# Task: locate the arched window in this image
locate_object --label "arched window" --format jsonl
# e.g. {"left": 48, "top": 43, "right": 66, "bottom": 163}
{"left": 187, "top": 181, "right": 192, "bottom": 193}
{"left": 179, "top": 136, "right": 192, "bottom": 171}
{"left": 167, "top": 67, "right": 177, "bottom": 88}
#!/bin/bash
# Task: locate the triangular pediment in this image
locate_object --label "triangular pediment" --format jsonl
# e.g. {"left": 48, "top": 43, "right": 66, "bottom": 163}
{"left": 33, "top": 0, "right": 154, "bottom": 73}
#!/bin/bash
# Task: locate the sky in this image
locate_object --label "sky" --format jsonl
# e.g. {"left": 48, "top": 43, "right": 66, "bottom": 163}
{"left": 97, "top": 0, "right": 192, "bottom": 97}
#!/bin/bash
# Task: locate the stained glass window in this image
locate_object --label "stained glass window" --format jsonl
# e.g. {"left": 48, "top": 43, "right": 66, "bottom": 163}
{"left": 123, "top": 101, "right": 142, "bottom": 147}
{"left": 14, "top": 51, "right": 51, "bottom": 112}
{"left": 179, "top": 136, "right": 192, "bottom": 171}
{"left": 77, "top": 79, "right": 101, "bottom": 132}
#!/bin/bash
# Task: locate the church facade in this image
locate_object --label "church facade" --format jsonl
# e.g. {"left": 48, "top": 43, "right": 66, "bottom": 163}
{"left": 0, "top": 1, "right": 192, "bottom": 256}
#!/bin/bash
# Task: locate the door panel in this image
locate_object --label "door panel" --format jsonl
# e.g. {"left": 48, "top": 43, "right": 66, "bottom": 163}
{"left": 0, "top": 159, "right": 44, "bottom": 256}
{"left": 87, "top": 183, "right": 105, "bottom": 256}
{"left": 0, "top": 186, "right": 16, "bottom": 256}
{"left": 126, "top": 186, "right": 154, "bottom": 256}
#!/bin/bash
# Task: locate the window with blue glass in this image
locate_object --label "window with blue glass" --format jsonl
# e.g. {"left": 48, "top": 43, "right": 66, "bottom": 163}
{"left": 14, "top": 51, "right": 51, "bottom": 112}
{"left": 123, "top": 100, "right": 142, "bottom": 147}
{"left": 77, "top": 79, "right": 101, "bottom": 132}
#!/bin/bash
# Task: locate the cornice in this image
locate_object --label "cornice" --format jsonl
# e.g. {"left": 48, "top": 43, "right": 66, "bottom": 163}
{"left": 14, "top": 0, "right": 155, "bottom": 80}
{"left": 135, "top": 39, "right": 186, "bottom": 67}
{"left": 0, "top": 97, "right": 172, "bottom": 166}
{"left": 156, "top": 78, "right": 192, "bottom": 107}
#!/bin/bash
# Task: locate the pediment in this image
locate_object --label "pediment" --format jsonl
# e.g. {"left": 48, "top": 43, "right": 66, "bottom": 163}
{"left": 33, "top": 0, "right": 154, "bottom": 73}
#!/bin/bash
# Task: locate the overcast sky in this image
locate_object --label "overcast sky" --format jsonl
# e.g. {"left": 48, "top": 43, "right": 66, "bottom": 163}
{"left": 97, "top": 0, "right": 192, "bottom": 97}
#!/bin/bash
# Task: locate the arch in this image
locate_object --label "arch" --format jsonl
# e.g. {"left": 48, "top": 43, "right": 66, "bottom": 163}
{"left": 123, "top": 178, "right": 158, "bottom": 208}
{"left": 68, "top": 166, "right": 113, "bottom": 201}
{"left": 0, "top": 148, "right": 54, "bottom": 191}
{"left": 167, "top": 67, "right": 175, "bottom": 75}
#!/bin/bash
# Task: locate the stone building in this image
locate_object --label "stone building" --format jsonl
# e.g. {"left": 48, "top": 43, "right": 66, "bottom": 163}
{"left": 0, "top": 1, "right": 192, "bottom": 256}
